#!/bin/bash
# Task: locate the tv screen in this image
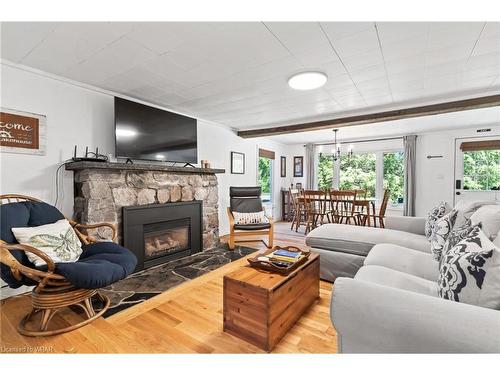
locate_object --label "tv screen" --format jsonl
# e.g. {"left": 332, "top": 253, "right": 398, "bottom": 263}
{"left": 115, "top": 97, "right": 197, "bottom": 163}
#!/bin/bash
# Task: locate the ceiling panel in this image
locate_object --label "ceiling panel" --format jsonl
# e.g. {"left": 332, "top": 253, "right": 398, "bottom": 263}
{"left": 1, "top": 21, "right": 499, "bottom": 137}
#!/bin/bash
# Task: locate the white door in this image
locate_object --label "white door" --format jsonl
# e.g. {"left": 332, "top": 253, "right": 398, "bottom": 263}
{"left": 454, "top": 136, "right": 500, "bottom": 206}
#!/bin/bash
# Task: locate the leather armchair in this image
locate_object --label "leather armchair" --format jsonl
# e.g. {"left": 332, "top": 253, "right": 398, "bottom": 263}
{"left": 227, "top": 187, "right": 273, "bottom": 250}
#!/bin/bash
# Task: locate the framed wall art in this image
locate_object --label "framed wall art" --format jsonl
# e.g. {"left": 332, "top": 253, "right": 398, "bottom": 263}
{"left": 231, "top": 151, "right": 245, "bottom": 174}
{"left": 0, "top": 108, "right": 47, "bottom": 155}
{"left": 293, "top": 156, "right": 303, "bottom": 177}
{"left": 280, "top": 156, "right": 286, "bottom": 177}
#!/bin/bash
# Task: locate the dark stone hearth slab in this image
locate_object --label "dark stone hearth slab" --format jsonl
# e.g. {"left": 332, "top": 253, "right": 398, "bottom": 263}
{"left": 102, "top": 243, "right": 257, "bottom": 318}
{"left": 195, "top": 255, "right": 230, "bottom": 270}
{"left": 173, "top": 266, "right": 210, "bottom": 279}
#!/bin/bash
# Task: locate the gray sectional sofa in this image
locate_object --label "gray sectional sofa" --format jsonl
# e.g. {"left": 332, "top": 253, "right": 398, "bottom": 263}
{"left": 305, "top": 216, "right": 429, "bottom": 281}
{"left": 305, "top": 215, "right": 500, "bottom": 353}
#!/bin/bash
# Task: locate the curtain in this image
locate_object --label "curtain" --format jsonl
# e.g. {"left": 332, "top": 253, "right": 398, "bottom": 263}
{"left": 305, "top": 143, "right": 317, "bottom": 189}
{"left": 403, "top": 135, "right": 417, "bottom": 216}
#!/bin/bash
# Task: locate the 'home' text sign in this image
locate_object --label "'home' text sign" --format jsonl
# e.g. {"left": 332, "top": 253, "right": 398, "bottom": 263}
{"left": 0, "top": 108, "right": 46, "bottom": 155}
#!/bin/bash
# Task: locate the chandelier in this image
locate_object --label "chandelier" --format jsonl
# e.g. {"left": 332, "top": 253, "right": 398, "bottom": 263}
{"left": 330, "top": 129, "right": 353, "bottom": 161}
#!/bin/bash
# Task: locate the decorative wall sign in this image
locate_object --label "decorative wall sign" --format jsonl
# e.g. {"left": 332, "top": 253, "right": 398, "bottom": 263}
{"left": 0, "top": 108, "right": 47, "bottom": 155}
{"left": 280, "top": 156, "right": 286, "bottom": 177}
{"left": 293, "top": 156, "right": 303, "bottom": 177}
{"left": 231, "top": 151, "right": 245, "bottom": 174}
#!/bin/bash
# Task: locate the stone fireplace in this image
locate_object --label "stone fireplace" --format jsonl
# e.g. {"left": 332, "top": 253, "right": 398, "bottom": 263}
{"left": 66, "top": 162, "right": 225, "bottom": 264}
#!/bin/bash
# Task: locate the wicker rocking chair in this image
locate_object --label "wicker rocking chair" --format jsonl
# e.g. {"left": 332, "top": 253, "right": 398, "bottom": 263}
{"left": 0, "top": 194, "right": 137, "bottom": 337}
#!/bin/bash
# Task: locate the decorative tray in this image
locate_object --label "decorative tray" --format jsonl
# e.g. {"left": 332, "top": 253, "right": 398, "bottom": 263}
{"left": 247, "top": 246, "right": 310, "bottom": 275}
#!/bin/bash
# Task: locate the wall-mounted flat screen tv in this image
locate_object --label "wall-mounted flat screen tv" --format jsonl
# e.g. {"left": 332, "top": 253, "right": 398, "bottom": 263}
{"left": 115, "top": 97, "right": 197, "bottom": 163}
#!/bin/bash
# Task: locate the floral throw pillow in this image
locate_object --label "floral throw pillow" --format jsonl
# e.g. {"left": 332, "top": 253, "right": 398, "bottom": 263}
{"left": 438, "top": 225, "right": 500, "bottom": 310}
{"left": 232, "top": 211, "right": 268, "bottom": 225}
{"left": 12, "top": 219, "right": 83, "bottom": 266}
{"left": 442, "top": 219, "right": 479, "bottom": 254}
{"left": 425, "top": 201, "right": 449, "bottom": 239}
{"left": 430, "top": 210, "right": 457, "bottom": 261}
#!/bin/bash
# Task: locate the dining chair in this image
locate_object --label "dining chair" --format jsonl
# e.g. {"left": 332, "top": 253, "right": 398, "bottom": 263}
{"left": 288, "top": 188, "right": 302, "bottom": 231}
{"left": 354, "top": 189, "right": 367, "bottom": 199}
{"left": 361, "top": 189, "right": 391, "bottom": 228}
{"left": 329, "top": 190, "right": 361, "bottom": 225}
{"left": 302, "top": 190, "right": 328, "bottom": 234}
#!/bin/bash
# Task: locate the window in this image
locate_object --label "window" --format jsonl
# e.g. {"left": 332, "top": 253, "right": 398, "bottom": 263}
{"left": 339, "top": 153, "right": 376, "bottom": 198}
{"left": 463, "top": 150, "right": 500, "bottom": 191}
{"left": 383, "top": 151, "right": 405, "bottom": 204}
{"left": 317, "top": 153, "right": 334, "bottom": 190}
{"left": 258, "top": 157, "right": 273, "bottom": 202}
{"left": 316, "top": 149, "right": 405, "bottom": 208}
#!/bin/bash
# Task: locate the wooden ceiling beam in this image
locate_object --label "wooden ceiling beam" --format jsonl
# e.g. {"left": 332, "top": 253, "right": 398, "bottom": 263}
{"left": 237, "top": 94, "right": 500, "bottom": 138}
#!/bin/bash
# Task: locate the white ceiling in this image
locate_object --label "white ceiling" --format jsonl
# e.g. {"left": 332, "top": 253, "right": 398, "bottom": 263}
{"left": 1, "top": 22, "right": 500, "bottom": 139}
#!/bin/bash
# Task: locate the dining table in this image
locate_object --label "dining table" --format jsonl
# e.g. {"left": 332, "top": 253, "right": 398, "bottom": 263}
{"left": 296, "top": 196, "right": 377, "bottom": 227}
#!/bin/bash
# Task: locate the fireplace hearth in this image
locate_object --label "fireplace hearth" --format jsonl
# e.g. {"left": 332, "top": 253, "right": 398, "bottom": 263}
{"left": 123, "top": 201, "right": 202, "bottom": 271}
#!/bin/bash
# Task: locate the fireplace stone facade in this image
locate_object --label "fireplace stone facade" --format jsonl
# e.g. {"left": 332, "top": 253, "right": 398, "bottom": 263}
{"left": 67, "top": 162, "right": 224, "bottom": 250}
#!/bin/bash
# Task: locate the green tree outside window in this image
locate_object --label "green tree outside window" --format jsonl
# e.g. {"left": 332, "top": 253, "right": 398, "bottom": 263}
{"left": 383, "top": 152, "right": 405, "bottom": 204}
{"left": 339, "top": 153, "right": 376, "bottom": 198}
{"left": 463, "top": 150, "right": 500, "bottom": 190}
{"left": 258, "top": 157, "right": 272, "bottom": 201}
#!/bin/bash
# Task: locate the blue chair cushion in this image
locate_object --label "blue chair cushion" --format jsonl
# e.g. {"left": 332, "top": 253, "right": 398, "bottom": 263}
{"left": 1, "top": 201, "right": 64, "bottom": 288}
{"left": 47, "top": 242, "right": 137, "bottom": 289}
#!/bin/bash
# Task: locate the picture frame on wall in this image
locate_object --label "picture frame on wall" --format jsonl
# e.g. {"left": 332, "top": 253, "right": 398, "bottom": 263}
{"left": 280, "top": 156, "right": 286, "bottom": 177}
{"left": 0, "top": 107, "right": 47, "bottom": 156}
{"left": 230, "top": 151, "right": 245, "bottom": 174}
{"left": 293, "top": 156, "right": 303, "bottom": 177}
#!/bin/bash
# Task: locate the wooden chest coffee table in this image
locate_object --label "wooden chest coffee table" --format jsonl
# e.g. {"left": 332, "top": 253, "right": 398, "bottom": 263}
{"left": 223, "top": 252, "right": 320, "bottom": 351}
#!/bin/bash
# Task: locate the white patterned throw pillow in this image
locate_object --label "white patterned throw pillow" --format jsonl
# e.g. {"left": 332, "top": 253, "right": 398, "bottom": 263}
{"left": 12, "top": 219, "right": 83, "bottom": 266}
{"left": 442, "top": 219, "right": 478, "bottom": 254}
{"left": 430, "top": 209, "right": 457, "bottom": 261}
{"left": 438, "top": 225, "right": 500, "bottom": 310}
{"left": 232, "top": 211, "right": 268, "bottom": 225}
{"left": 425, "top": 201, "right": 449, "bottom": 239}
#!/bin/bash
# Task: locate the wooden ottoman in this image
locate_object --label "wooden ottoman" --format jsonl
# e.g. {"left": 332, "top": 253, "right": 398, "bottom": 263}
{"left": 223, "top": 252, "right": 320, "bottom": 351}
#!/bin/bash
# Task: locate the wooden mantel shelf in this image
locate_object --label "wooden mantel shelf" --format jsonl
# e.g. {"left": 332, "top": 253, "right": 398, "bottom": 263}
{"left": 65, "top": 161, "right": 226, "bottom": 174}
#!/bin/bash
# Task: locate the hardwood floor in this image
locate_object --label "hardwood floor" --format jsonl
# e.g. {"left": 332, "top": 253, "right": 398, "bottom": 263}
{"left": 0, "top": 221, "right": 337, "bottom": 354}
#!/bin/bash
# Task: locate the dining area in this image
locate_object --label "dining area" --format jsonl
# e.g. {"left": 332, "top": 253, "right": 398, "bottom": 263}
{"left": 285, "top": 188, "right": 391, "bottom": 234}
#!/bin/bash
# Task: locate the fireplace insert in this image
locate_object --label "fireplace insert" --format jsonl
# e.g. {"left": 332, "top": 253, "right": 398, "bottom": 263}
{"left": 123, "top": 201, "right": 202, "bottom": 271}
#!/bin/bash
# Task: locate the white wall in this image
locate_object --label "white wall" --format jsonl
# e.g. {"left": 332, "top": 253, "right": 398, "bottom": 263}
{"left": 1, "top": 64, "right": 114, "bottom": 216}
{"left": 198, "top": 124, "right": 292, "bottom": 234}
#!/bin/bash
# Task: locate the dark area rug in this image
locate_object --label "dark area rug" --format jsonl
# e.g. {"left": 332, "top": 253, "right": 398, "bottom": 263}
{"left": 100, "top": 243, "right": 258, "bottom": 317}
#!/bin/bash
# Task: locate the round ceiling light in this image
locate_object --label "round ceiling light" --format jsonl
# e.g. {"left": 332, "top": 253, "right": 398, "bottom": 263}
{"left": 288, "top": 71, "right": 327, "bottom": 90}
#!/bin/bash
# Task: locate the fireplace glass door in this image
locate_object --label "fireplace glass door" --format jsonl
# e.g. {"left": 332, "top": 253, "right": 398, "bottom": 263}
{"left": 143, "top": 219, "right": 190, "bottom": 261}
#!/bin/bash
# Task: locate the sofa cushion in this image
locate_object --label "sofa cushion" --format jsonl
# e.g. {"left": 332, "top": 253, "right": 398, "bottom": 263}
{"left": 470, "top": 204, "right": 500, "bottom": 241}
{"left": 364, "top": 244, "right": 438, "bottom": 281}
{"left": 453, "top": 200, "right": 499, "bottom": 228}
{"left": 355, "top": 265, "right": 438, "bottom": 297}
{"left": 305, "top": 224, "right": 430, "bottom": 257}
